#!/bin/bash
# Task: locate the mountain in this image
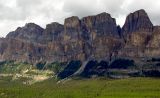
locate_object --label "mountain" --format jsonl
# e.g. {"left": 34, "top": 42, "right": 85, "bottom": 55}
{"left": 0, "top": 9, "right": 160, "bottom": 78}
{"left": 1, "top": 12, "right": 123, "bottom": 64}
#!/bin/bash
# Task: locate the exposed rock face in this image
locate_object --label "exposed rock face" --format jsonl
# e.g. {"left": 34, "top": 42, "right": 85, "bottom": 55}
{"left": 0, "top": 9, "right": 160, "bottom": 66}
{"left": 148, "top": 26, "right": 160, "bottom": 48}
{"left": 6, "top": 23, "right": 44, "bottom": 43}
{"left": 144, "top": 26, "right": 160, "bottom": 57}
{"left": 0, "top": 38, "right": 47, "bottom": 63}
{"left": 122, "top": 9, "right": 153, "bottom": 34}
{"left": 64, "top": 16, "right": 81, "bottom": 41}
{"left": 80, "top": 12, "right": 122, "bottom": 60}
{"left": 81, "top": 12, "right": 119, "bottom": 37}
{"left": 42, "top": 22, "right": 64, "bottom": 42}
{"left": 118, "top": 10, "right": 156, "bottom": 59}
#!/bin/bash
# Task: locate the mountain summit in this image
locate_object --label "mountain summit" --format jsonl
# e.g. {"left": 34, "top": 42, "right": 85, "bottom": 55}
{"left": 122, "top": 9, "right": 153, "bottom": 33}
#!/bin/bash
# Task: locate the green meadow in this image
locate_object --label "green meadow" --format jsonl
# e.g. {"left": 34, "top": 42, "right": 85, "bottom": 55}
{"left": 0, "top": 77, "right": 160, "bottom": 98}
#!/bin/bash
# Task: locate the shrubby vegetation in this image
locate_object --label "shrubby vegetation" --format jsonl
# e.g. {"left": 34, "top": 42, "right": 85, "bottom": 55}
{"left": 156, "top": 63, "right": 160, "bottom": 66}
{"left": 0, "top": 58, "right": 160, "bottom": 81}
{"left": 45, "top": 62, "right": 67, "bottom": 74}
{"left": 0, "top": 61, "right": 31, "bottom": 73}
{"left": 109, "top": 58, "right": 135, "bottom": 69}
{"left": 58, "top": 60, "right": 82, "bottom": 79}
{"left": 147, "top": 57, "right": 160, "bottom": 62}
{"left": 80, "top": 60, "right": 108, "bottom": 77}
{"left": 36, "top": 62, "right": 46, "bottom": 70}
{"left": 142, "top": 70, "right": 160, "bottom": 77}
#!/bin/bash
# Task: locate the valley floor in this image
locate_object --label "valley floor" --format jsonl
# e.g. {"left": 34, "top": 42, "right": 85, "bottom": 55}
{"left": 0, "top": 77, "right": 160, "bottom": 98}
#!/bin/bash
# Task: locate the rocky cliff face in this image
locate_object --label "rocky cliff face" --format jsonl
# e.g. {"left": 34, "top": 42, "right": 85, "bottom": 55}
{"left": 122, "top": 9, "right": 153, "bottom": 34}
{"left": 41, "top": 22, "right": 64, "bottom": 43}
{"left": 6, "top": 23, "right": 44, "bottom": 43}
{"left": 81, "top": 12, "right": 119, "bottom": 37}
{"left": 118, "top": 9, "right": 160, "bottom": 61}
{"left": 0, "top": 9, "right": 160, "bottom": 65}
{"left": 80, "top": 12, "right": 122, "bottom": 60}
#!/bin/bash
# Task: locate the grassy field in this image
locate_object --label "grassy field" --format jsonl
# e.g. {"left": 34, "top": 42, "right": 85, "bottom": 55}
{"left": 0, "top": 77, "right": 160, "bottom": 98}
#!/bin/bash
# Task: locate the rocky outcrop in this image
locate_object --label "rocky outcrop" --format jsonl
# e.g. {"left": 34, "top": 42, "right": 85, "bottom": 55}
{"left": 81, "top": 12, "right": 119, "bottom": 37}
{"left": 143, "top": 26, "right": 160, "bottom": 57}
{"left": 118, "top": 10, "right": 156, "bottom": 59}
{"left": 122, "top": 9, "right": 153, "bottom": 34}
{"left": 6, "top": 23, "right": 44, "bottom": 43}
{"left": 64, "top": 16, "right": 81, "bottom": 41}
{"left": 80, "top": 12, "right": 122, "bottom": 60}
{"left": 0, "top": 38, "right": 47, "bottom": 63}
{"left": 41, "top": 22, "right": 64, "bottom": 42}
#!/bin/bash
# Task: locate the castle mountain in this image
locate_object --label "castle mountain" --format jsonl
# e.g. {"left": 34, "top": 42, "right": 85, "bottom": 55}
{"left": 0, "top": 9, "right": 160, "bottom": 66}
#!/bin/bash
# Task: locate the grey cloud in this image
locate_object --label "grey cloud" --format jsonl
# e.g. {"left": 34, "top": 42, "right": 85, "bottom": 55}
{"left": 16, "top": 0, "right": 43, "bottom": 19}
{"left": 17, "top": 0, "right": 41, "bottom": 7}
{"left": 63, "top": 0, "right": 99, "bottom": 18}
{"left": 62, "top": 0, "right": 124, "bottom": 18}
{"left": 0, "top": 0, "right": 160, "bottom": 37}
{"left": 0, "top": 3, "right": 26, "bottom": 20}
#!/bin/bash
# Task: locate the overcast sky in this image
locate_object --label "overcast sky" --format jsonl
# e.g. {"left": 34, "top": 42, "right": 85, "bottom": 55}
{"left": 0, "top": 0, "right": 160, "bottom": 37}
